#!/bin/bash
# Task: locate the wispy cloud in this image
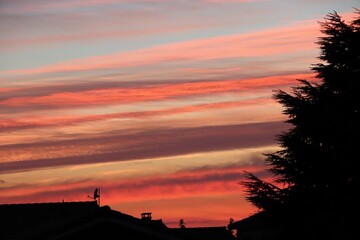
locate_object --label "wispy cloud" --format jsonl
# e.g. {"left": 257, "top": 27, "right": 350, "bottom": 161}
{"left": 0, "top": 144, "right": 276, "bottom": 226}
{"left": 1, "top": 19, "right": 318, "bottom": 76}
{"left": 0, "top": 73, "right": 314, "bottom": 109}
{"left": 0, "top": 0, "right": 357, "bottom": 228}
{"left": 205, "top": 0, "right": 266, "bottom": 2}
{"left": 0, "top": 162, "right": 268, "bottom": 203}
{"left": 0, "top": 23, "right": 212, "bottom": 50}
{"left": 0, "top": 0, "right": 268, "bottom": 14}
{"left": 1, "top": 98, "right": 273, "bottom": 130}
{"left": 0, "top": 121, "right": 287, "bottom": 173}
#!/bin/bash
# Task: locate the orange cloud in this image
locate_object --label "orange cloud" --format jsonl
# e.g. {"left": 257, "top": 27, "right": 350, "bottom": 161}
{"left": 0, "top": 73, "right": 314, "bottom": 108}
{"left": 0, "top": 162, "right": 268, "bottom": 226}
{"left": 1, "top": 98, "right": 273, "bottom": 130}
{"left": 0, "top": 88, "right": 16, "bottom": 93}
{"left": 0, "top": 163, "right": 266, "bottom": 203}
{"left": 0, "top": 121, "right": 287, "bottom": 172}
{"left": 0, "top": 150, "right": 271, "bottom": 226}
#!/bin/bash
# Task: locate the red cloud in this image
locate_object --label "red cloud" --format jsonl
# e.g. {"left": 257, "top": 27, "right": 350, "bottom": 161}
{"left": 0, "top": 163, "right": 265, "bottom": 226}
{"left": 1, "top": 73, "right": 314, "bottom": 108}
{"left": 0, "top": 121, "right": 287, "bottom": 173}
{"left": 1, "top": 98, "right": 273, "bottom": 130}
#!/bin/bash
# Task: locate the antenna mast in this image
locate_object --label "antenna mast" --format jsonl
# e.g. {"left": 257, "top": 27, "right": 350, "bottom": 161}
{"left": 88, "top": 187, "right": 101, "bottom": 206}
{"left": 98, "top": 187, "right": 101, "bottom": 207}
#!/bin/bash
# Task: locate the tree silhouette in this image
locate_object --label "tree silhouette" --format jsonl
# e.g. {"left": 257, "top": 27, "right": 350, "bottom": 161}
{"left": 241, "top": 9, "right": 359, "bottom": 239}
{"left": 228, "top": 218, "right": 236, "bottom": 237}
{"left": 179, "top": 219, "right": 186, "bottom": 229}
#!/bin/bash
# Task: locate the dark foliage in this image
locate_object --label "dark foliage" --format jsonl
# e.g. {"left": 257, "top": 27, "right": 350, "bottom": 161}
{"left": 241, "top": 9, "right": 360, "bottom": 233}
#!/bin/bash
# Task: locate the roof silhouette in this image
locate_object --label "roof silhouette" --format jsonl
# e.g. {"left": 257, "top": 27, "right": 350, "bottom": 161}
{"left": 169, "top": 226, "right": 236, "bottom": 240}
{"left": 0, "top": 201, "right": 235, "bottom": 240}
{"left": 0, "top": 201, "right": 175, "bottom": 240}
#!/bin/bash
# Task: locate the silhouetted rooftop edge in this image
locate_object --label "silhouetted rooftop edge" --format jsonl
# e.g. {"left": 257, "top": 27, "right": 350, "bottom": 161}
{"left": 1, "top": 201, "right": 235, "bottom": 240}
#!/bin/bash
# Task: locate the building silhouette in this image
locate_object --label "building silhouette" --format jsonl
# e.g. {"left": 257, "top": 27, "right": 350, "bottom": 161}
{"left": 0, "top": 201, "right": 235, "bottom": 240}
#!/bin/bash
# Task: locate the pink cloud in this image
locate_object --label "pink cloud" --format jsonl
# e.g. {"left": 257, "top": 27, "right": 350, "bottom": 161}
{"left": 1, "top": 98, "right": 273, "bottom": 130}
{"left": 0, "top": 121, "right": 287, "bottom": 173}
{"left": 0, "top": 88, "right": 16, "bottom": 93}
{"left": 0, "top": 73, "right": 315, "bottom": 108}
{"left": 205, "top": 0, "right": 265, "bottom": 2}
{"left": 0, "top": 163, "right": 266, "bottom": 204}
{"left": 0, "top": 163, "right": 266, "bottom": 226}
{"left": 2, "top": 20, "right": 319, "bottom": 76}
{"left": 0, "top": 24, "right": 210, "bottom": 50}
{"left": 0, "top": 0, "right": 166, "bottom": 14}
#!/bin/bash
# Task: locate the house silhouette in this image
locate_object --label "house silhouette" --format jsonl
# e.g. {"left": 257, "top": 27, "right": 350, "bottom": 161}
{"left": 0, "top": 201, "right": 235, "bottom": 240}
{"left": 227, "top": 209, "right": 356, "bottom": 240}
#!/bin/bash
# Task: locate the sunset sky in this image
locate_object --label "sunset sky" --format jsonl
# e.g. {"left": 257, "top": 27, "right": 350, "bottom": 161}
{"left": 0, "top": 0, "right": 358, "bottom": 227}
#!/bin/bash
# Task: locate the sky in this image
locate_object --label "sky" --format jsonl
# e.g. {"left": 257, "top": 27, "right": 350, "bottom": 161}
{"left": 0, "top": 0, "right": 358, "bottom": 228}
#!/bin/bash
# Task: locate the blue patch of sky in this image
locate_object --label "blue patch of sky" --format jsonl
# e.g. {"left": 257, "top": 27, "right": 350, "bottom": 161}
{"left": 0, "top": 0, "right": 357, "bottom": 71}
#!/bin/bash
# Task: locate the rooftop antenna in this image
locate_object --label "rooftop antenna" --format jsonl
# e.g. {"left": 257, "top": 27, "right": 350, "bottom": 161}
{"left": 88, "top": 188, "right": 100, "bottom": 206}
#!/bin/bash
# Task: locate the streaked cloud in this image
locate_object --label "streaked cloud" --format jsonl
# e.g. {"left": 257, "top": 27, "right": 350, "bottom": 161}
{"left": 0, "top": 73, "right": 314, "bottom": 110}
{"left": 1, "top": 98, "right": 273, "bottom": 130}
{"left": 1, "top": 0, "right": 356, "bottom": 227}
{"left": 0, "top": 146, "right": 276, "bottom": 226}
{"left": 0, "top": 121, "right": 288, "bottom": 173}
{"left": 0, "top": 156, "right": 269, "bottom": 225}
{"left": 1, "top": 20, "right": 318, "bottom": 76}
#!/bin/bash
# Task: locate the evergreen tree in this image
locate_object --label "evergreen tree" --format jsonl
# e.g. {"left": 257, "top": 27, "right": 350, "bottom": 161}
{"left": 241, "top": 9, "right": 360, "bottom": 232}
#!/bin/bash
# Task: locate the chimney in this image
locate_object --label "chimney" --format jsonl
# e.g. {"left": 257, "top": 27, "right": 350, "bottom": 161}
{"left": 141, "top": 212, "right": 152, "bottom": 221}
